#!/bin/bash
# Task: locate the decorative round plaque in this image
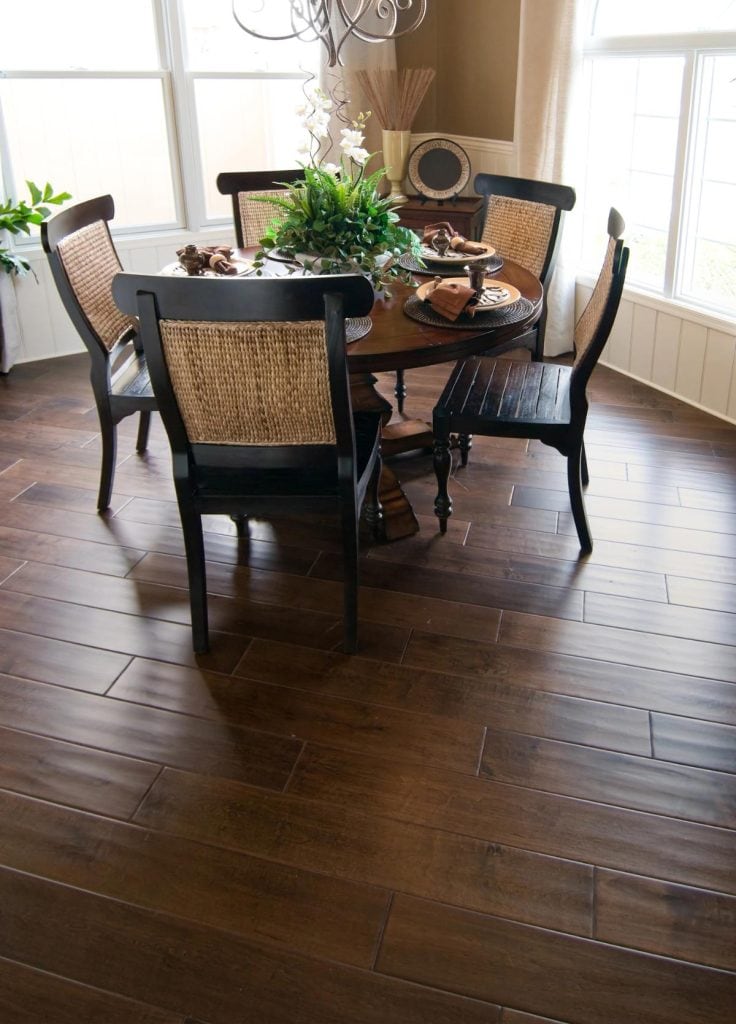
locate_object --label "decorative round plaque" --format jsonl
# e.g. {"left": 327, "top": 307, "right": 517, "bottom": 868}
{"left": 407, "top": 138, "right": 471, "bottom": 200}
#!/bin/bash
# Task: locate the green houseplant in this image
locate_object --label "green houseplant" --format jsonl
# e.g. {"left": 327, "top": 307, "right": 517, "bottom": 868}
{"left": 0, "top": 180, "right": 71, "bottom": 276}
{"left": 253, "top": 89, "right": 420, "bottom": 295}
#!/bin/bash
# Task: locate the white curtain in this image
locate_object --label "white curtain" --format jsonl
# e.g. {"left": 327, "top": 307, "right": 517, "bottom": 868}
{"left": 0, "top": 272, "right": 22, "bottom": 374}
{"left": 513, "top": 0, "right": 586, "bottom": 356}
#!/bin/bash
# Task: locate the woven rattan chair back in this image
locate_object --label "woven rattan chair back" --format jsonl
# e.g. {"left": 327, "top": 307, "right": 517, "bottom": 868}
{"left": 55, "top": 217, "right": 136, "bottom": 354}
{"left": 216, "top": 170, "right": 304, "bottom": 248}
{"left": 159, "top": 318, "right": 336, "bottom": 446}
{"left": 236, "top": 189, "right": 289, "bottom": 248}
{"left": 112, "top": 271, "right": 381, "bottom": 656}
{"left": 481, "top": 196, "right": 556, "bottom": 279}
{"left": 41, "top": 195, "right": 156, "bottom": 512}
{"left": 474, "top": 173, "right": 576, "bottom": 361}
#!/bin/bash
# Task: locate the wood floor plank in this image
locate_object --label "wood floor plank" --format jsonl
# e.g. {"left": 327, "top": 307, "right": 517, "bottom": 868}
{"left": 678, "top": 487, "right": 735, "bottom": 512}
{"left": 513, "top": 485, "right": 736, "bottom": 535}
{"left": 667, "top": 575, "right": 736, "bottom": 614}
{"left": 0, "top": 789, "right": 388, "bottom": 968}
{"left": 0, "top": 629, "right": 131, "bottom": 693}
{"left": 288, "top": 746, "right": 736, "bottom": 895}
{"left": 377, "top": 894, "right": 736, "bottom": 1024}
{"left": 133, "top": 768, "right": 594, "bottom": 935}
{"left": 16, "top": 480, "right": 133, "bottom": 516}
{"left": 129, "top": 550, "right": 505, "bottom": 643}
{"left": 492, "top": 610, "right": 736, "bottom": 682}
{"left": 1, "top": 559, "right": 411, "bottom": 663}
{"left": 244, "top": 636, "right": 736, "bottom": 727}
{"left": 465, "top": 519, "right": 736, "bottom": 583}
{"left": 235, "top": 642, "right": 651, "bottom": 755}
{"left": 0, "top": 554, "right": 23, "bottom": 584}
{"left": 558, "top": 509, "right": 736, "bottom": 558}
{"left": 0, "top": 675, "right": 300, "bottom": 791}
{"left": 111, "top": 657, "right": 485, "bottom": 773}
{"left": 479, "top": 729, "right": 736, "bottom": 828}
{"left": 0, "top": 957, "right": 188, "bottom": 1024}
{"left": 583, "top": 590, "right": 736, "bottom": 645}
{"left": 0, "top": 724, "right": 159, "bottom": 818}
{"left": 594, "top": 869, "right": 736, "bottom": 971}
{"left": 501, "top": 1010, "right": 569, "bottom": 1024}
{"left": 314, "top": 549, "right": 585, "bottom": 621}
{"left": 367, "top": 532, "right": 668, "bottom": 601}
{"left": 0, "top": 500, "right": 320, "bottom": 576}
{"left": 0, "top": 586, "right": 248, "bottom": 674}
{"left": 651, "top": 713, "right": 736, "bottom": 773}
{"left": 0, "top": 523, "right": 145, "bottom": 576}
{"left": 0, "top": 869, "right": 502, "bottom": 1024}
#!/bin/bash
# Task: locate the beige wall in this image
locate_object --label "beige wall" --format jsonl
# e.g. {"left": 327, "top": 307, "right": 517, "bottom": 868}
{"left": 396, "top": 0, "right": 520, "bottom": 140}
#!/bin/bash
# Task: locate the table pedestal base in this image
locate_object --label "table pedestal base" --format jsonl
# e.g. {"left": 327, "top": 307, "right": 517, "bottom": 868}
{"left": 351, "top": 372, "right": 432, "bottom": 541}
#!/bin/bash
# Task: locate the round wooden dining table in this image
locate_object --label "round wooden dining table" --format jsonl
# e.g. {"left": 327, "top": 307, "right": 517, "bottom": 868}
{"left": 241, "top": 249, "right": 543, "bottom": 540}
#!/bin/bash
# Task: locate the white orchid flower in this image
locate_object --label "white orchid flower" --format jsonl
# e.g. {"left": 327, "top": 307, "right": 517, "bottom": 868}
{"left": 340, "top": 127, "right": 364, "bottom": 148}
{"left": 322, "top": 162, "right": 341, "bottom": 175}
{"left": 348, "top": 146, "right": 370, "bottom": 165}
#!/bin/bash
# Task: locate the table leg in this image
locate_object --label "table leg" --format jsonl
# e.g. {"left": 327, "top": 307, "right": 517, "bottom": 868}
{"left": 350, "top": 372, "right": 421, "bottom": 541}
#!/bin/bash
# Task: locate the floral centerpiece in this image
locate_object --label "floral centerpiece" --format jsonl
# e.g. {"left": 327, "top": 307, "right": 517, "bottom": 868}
{"left": 253, "top": 84, "right": 421, "bottom": 295}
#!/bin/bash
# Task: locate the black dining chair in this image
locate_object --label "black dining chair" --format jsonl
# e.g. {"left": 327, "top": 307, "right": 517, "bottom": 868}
{"left": 216, "top": 169, "right": 303, "bottom": 248}
{"left": 41, "top": 195, "right": 156, "bottom": 511}
{"left": 432, "top": 208, "right": 629, "bottom": 553}
{"left": 112, "top": 270, "right": 382, "bottom": 655}
{"left": 474, "top": 172, "right": 576, "bottom": 361}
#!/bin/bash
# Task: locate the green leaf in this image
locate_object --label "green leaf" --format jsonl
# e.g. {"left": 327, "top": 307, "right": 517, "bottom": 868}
{"left": 26, "top": 180, "right": 43, "bottom": 205}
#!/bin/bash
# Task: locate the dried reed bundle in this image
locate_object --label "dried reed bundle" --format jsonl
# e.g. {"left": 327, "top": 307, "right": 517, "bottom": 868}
{"left": 354, "top": 67, "right": 435, "bottom": 130}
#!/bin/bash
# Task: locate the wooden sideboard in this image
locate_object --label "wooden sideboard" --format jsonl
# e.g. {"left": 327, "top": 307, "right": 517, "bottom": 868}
{"left": 395, "top": 195, "right": 484, "bottom": 240}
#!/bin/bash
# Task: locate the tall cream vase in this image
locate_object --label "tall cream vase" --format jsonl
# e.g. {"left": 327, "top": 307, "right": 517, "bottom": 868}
{"left": 381, "top": 129, "right": 411, "bottom": 205}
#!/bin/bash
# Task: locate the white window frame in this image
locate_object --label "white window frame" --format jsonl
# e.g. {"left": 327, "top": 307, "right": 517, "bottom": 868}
{"left": 0, "top": 0, "right": 315, "bottom": 243}
{"left": 582, "top": 18, "right": 736, "bottom": 322}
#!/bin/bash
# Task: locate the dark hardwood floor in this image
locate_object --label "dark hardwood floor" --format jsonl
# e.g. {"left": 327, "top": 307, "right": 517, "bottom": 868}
{"left": 0, "top": 351, "right": 735, "bottom": 1023}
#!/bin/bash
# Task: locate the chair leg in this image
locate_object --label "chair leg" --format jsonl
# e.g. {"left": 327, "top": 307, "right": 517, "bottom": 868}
{"left": 97, "top": 415, "right": 117, "bottom": 512}
{"left": 136, "top": 410, "right": 151, "bottom": 453}
{"left": 341, "top": 502, "right": 360, "bottom": 654}
{"left": 581, "top": 440, "right": 590, "bottom": 487}
{"left": 395, "top": 369, "right": 407, "bottom": 414}
{"left": 179, "top": 502, "right": 209, "bottom": 653}
{"left": 363, "top": 454, "right": 384, "bottom": 542}
{"left": 433, "top": 422, "right": 453, "bottom": 534}
{"left": 458, "top": 433, "right": 473, "bottom": 467}
{"left": 567, "top": 447, "right": 593, "bottom": 554}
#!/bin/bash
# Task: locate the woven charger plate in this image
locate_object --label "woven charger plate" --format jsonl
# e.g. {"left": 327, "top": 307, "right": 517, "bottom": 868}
{"left": 416, "top": 277, "right": 521, "bottom": 311}
{"left": 403, "top": 293, "right": 535, "bottom": 330}
{"left": 345, "top": 317, "right": 372, "bottom": 343}
{"left": 399, "top": 252, "right": 504, "bottom": 277}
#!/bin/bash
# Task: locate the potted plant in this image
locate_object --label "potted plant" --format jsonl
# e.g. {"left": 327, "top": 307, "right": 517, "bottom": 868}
{"left": 1, "top": 180, "right": 71, "bottom": 276}
{"left": 253, "top": 87, "right": 420, "bottom": 295}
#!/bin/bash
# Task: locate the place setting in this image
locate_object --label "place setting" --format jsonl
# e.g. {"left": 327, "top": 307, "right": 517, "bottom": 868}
{"left": 403, "top": 256, "right": 534, "bottom": 329}
{"left": 398, "top": 219, "right": 504, "bottom": 277}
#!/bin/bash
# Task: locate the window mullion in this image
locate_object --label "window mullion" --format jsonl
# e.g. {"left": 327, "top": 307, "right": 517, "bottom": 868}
{"left": 664, "top": 50, "right": 696, "bottom": 297}
{"left": 162, "top": 0, "right": 206, "bottom": 231}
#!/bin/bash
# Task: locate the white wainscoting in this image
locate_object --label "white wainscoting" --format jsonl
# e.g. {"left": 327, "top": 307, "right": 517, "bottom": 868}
{"left": 576, "top": 280, "right": 736, "bottom": 426}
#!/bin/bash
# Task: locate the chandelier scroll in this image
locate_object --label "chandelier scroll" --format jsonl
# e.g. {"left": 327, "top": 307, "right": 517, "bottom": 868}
{"left": 232, "top": 0, "right": 428, "bottom": 67}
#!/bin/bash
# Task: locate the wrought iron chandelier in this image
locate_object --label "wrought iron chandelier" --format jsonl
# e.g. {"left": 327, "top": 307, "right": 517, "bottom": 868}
{"left": 232, "top": 0, "right": 428, "bottom": 67}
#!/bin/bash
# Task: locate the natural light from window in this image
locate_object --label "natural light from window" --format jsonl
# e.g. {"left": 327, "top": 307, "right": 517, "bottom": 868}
{"left": 582, "top": 0, "right": 736, "bottom": 318}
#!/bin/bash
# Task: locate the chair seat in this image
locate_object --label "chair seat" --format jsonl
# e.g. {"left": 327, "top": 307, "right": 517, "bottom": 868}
{"left": 437, "top": 356, "right": 572, "bottom": 432}
{"left": 111, "top": 349, "right": 155, "bottom": 403}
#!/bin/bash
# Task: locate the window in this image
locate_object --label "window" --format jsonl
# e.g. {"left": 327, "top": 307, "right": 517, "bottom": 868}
{"left": 580, "top": 0, "right": 736, "bottom": 318}
{"left": 0, "top": 0, "right": 318, "bottom": 233}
